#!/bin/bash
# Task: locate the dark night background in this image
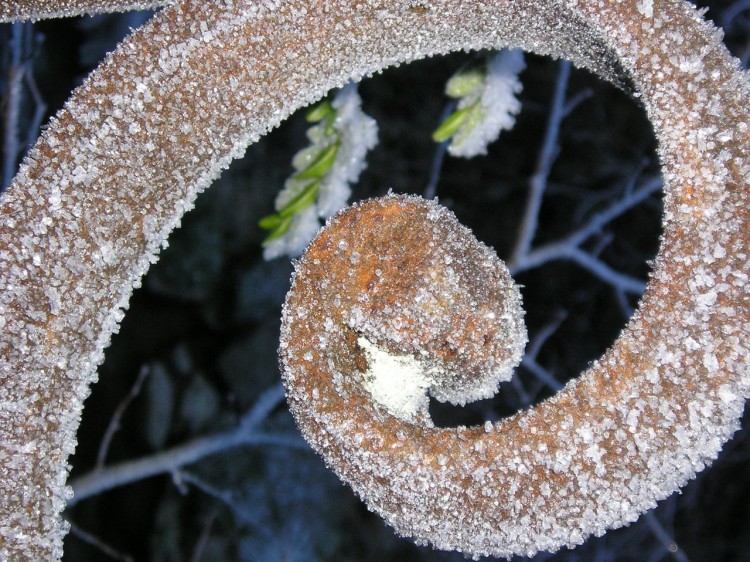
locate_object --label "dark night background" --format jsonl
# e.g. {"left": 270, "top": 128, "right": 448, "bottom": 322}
{"left": 1, "top": 2, "right": 749, "bottom": 561}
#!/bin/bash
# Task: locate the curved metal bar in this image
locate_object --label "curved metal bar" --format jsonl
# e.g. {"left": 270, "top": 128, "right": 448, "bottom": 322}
{"left": 0, "top": 0, "right": 747, "bottom": 558}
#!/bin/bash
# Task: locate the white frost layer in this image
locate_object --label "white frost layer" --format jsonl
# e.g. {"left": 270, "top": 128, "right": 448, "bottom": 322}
{"left": 358, "top": 336, "right": 434, "bottom": 422}
{"left": 0, "top": 1, "right": 171, "bottom": 23}
{"left": 263, "top": 83, "right": 378, "bottom": 260}
{"left": 449, "top": 49, "right": 525, "bottom": 158}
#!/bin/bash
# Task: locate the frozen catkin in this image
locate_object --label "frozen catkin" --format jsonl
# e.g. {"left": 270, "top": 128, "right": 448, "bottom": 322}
{"left": 0, "top": 0, "right": 748, "bottom": 559}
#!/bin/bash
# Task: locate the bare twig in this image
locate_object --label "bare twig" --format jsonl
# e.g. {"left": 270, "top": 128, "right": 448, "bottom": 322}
{"left": 509, "top": 176, "right": 660, "bottom": 294}
{"left": 189, "top": 509, "right": 218, "bottom": 562}
{"left": 562, "top": 176, "right": 661, "bottom": 249}
{"left": 1, "top": 22, "right": 46, "bottom": 191}
{"left": 615, "top": 288, "right": 634, "bottom": 319}
{"left": 67, "top": 521, "right": 134, "bottom": 562}
{"left": 173, "top": 470, "right": 235, "bottom": 505}
{"left": 509, "top": 60, "right": 570, "bottom": 266}
{"left": 68, "top": 385, "right": 306, "bottom": 506}
{"left": 644, "top": 511, "right": 691, "bottom": 562}
{"left": 720, "top": 0, "right": 750, "bottom": 30}
{"left": 23, "top": 61, "right": 46, "bottom": 152}
{"left": 513, "top": 177, "right": 660, "bottom": 270}
{"left": 238, "top": 383, "right": 287, "bottom": 432}
{"left": 520, "top": 311, "right": 566, "bottom": 393}
{"left": 563, "top": 87, "right": 593, "bottom": 117}
{"left": 565, "top": 247, "right": 646, "bottom": 294}
{"left": 508, "top": 373, "right": 533, "bottom": 406}
{"left": 3, "top": 24, "right": 25, "bottom": 190}
{"left": 96, "top": 366, "right": 150, "bottom": 470}
{"left": 424, "top": 101, "right": 456, "bottom": 199}
{"left": 504, "top": 56, "right": 659, "bottom": 297}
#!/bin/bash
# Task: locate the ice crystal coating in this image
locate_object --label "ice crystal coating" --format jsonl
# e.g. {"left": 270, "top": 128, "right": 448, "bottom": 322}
{"left": 283, "top": 194, "right": 527, "bottom": 422}
{"left": 0, "top": 0, "right": 170, "bottom": 22}
{"left": 447, "top": 49, "right": 526, "bottom": 158}
{"left": 0, "top": 0, "right": 748, "bottom": 560}
{"left": 357, "top": 335, "right": 434, "bottom": 423}
{"left": 263, "top": 84, "right": 378, "bottom": 260}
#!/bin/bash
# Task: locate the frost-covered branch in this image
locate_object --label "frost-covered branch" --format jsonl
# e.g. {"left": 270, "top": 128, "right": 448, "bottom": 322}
{"left": 520, "top": 312, "right": 566, "bottom": 393}
{"left": 68, "top": 385, "right": 307, "bottom": 506}
{"left": 509, "top": 60, "right": 570, "bottom": 266}
{"left": 509, "top": 176, "right": 661, "bottom": 294}
{"left": 95, "top": 366, "right": 149, "bottom": 470}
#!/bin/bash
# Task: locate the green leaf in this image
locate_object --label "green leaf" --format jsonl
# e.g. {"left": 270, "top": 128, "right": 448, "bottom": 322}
{"left": 279, "top": 179, "right": 320, "bottom": 218}
{"left": 306, "top": 99, "right": 334, "bottom": 123}
{"left": 432, "top": 105, "right": 472, "bottom": 142}
{"left": 262, "top": 215, "right": 293, "bottom": 243}
{"left": 445, "top": 67, "right": 485, "bottom": 98}
{"left": 450, "top": 102, "right": 485, "bottom": 148}
{"left": 294, "top": 142, "right": 339, "bottom": 180}
{"left": 258, "top": 213, "right": 284, "bottom": 230}
{"left": 324, "top": 113, "right": 336, "bottom": 136}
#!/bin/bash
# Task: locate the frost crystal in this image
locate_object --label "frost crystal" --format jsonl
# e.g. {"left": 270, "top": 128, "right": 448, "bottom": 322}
{"left": 263, "top": 84, "right": 378, "bottom": 260}
{"left": 357, "top": 335, "right": 434, "bottom": 422}
{"left": 447, "top": 50, "right": 525, "bottom": 158}
{"left": 0, "top": 1, "right": 170, "bottom": 22}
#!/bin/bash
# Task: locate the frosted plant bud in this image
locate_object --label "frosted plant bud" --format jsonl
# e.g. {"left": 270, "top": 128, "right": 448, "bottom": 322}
{"left": 261, "top": 83, "right": 378, "bottom": 260}
{"left": 433, "top": 49, "right": 525, "bottom": 158}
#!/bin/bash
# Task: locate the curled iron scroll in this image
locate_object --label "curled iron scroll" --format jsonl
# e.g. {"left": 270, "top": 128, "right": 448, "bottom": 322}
{"left": 0, "top": 0, "right": 748, "bottom": 559}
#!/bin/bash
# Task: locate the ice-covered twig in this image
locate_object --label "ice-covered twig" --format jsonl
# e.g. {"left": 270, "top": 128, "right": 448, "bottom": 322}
{"left": 510, "top": 176, "right": 662, "bottom": 293}
{"left": 69, "top": 384, "right": 305, "bottom": 506}
{"left": 520, "top": 312, "right": 566, "bottom": 393}
{"left": 67, "top": 521, "right": 134, "bottom": 562}
{"left": 95, "top": 366, "right": 149, "bottom": 470}
{"left": 509, "top": 60, "right": 570, "bottom": 266}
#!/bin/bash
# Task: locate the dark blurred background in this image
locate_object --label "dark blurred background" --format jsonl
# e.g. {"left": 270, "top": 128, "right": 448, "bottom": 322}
{"left": 1, "top": 1, "right": 748, "bottom": 560}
